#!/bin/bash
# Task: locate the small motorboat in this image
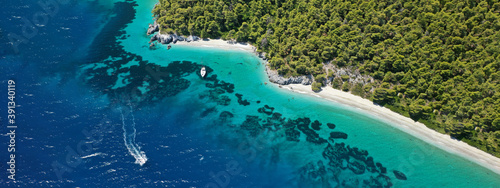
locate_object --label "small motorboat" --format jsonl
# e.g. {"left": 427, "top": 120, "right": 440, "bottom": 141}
{"left": 200, "top": 67, "right": 206, "bottom": 78}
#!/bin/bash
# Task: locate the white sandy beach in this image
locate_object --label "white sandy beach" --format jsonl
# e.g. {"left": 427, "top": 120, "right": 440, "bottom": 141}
{"left": 170, "top": 39, "right": 500, "bottom": 175}
{"left": 281, "top": 84, "right": 500, "bottom": 175}
{"left": 174, "top": 39, "right": 256, "bottom": 54}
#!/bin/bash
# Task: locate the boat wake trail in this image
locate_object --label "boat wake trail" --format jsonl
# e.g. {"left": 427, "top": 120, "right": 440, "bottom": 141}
{"left": 119, "top": 103, "right": 147, "bottom": 166}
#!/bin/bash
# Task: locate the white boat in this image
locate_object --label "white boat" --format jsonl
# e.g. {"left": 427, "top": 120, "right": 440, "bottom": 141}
{"left": 200, "top": 67, "right": 206, "bottom": 78}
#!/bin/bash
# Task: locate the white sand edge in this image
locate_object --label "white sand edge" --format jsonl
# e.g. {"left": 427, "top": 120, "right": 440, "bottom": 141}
{"left": 174, "top": 39, "right": 256, "bottom": 54}
{"left": 281, "top": 84, "right": 500, "bottom": 175}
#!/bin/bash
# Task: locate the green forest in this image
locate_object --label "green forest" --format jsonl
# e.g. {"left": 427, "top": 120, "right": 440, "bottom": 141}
{"left": 152, "top": 0, "right": 500, "bottom": 156}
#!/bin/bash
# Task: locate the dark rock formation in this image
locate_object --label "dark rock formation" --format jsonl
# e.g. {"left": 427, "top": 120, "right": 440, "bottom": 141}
{"left": 311, "top": 120, "right": 322, "bottom": 130}
{"left": 207, "top": 100, "right": 397, "bottom": 187}
{"left": 282, "top": 118, "right": 301, "bottom": 142}
{"left": 330, "top": 131, "right": 348, "bottom": 139}
{"left": 365, "top": 157, "right": 378, "bottom": 173}
{"left": 376, "top": 162, "right": 387, "bottom": 174}
{"left": 363, "top": 174, "right": 393, "bottom": 188}
{"left": 199, "top": 88, "right": 231, "bottom": 106}
{"left": 327, "top": 123, "right": 336, "bottom": 129}
{"left": 349, "top": 147, "right": 368, "bottom": 161}
{"left": 348, "top": 160, "right": 366, "bottom": 174}
{"left": 285, "top": 127, "right": 301, "bottom": 142}
{"left": 393, "top": 170, "right": 407, "bottom": 180}
{"left": 258, "top": 105, "right": 274, "bottom": 115}
{"left": 240, "top": 115, "right": 263, "bottom": 137}
{"left": 296, "top": 118, "right": 327, "bottom": 144}
{"left": 262, "top": 112, "right": 285, "bottom": 130}
{"left": 205, "top": 75, "right": 235, "bottom": 93}
{"left": 323, "top": 143, "right": 350, "bottom": 169}
{"left": 235, "top": 93, "right": 250, "bottom": 106}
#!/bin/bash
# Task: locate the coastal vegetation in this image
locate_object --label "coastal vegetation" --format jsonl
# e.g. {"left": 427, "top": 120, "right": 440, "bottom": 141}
{"left": 152, "top": 0, "right": 500, "bottom": 156}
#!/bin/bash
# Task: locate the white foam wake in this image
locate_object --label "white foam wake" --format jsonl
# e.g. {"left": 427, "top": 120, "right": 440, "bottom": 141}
{"left": 119, "top": 103, "right": 147, "bottom": 166}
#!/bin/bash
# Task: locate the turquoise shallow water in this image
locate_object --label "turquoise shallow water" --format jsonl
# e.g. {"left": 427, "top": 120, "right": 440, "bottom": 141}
{"left": 106, "top": 0, "right": 500, "bottom": 187}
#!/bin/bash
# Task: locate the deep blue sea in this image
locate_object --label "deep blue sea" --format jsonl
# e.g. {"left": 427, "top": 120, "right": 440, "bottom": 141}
{"left": 1, "top": 0, "right": 500, "bottom": 187}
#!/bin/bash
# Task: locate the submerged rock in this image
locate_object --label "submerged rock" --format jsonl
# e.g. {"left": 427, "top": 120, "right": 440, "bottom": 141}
{"left": 240, "top": 115, "right": 262, "bottom": 137}
{"left": 393, "top": 170, "right": 407, "bottom": 180}
{"left": 296, "top": 118, "right": 327, "bottom": 144}
{"left": 311, "top": 120, "right": 322, "bottom": 130}
{"left": 330, "top": 131, "right": 348, "bottom": 139}
{"left": 323, "top": 143, "right": 350, "bottom": 168}
{"left": 235, "top": 93, "right": 250, "bottom": 106}
{"left": 376, "top": 162, "right": 387, "bottom": 174}
{"left": 258, "top": 105, "right": 275, "bottom": 115}
{"left": 348, "top": 160, "right": 366, "bottom": 174}
{"left": 327, "top": 123, "right": 336, "bottom": 129}
{"left": 262, "top": 112, "right": 285, "bottom": 130}
{"left": 150, "top": 33, "right": 186, "bottom": 44}
{"left": 365, "top": 157, "right": 378, "bottom": 173}
{"left": 363, "top": 174, "right": 393, "bottom": 188}
{"left": 349, "top": 147, "right": 368, "bottom": 161}
{"left": 284, "top": 120, "right": 301, "bottom": 142}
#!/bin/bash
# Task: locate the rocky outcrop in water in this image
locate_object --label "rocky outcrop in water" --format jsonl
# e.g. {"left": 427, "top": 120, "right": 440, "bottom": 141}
{"left": 147, "top": 21, "right": 159, "bottom": 35}
{"left": 150, "top": 33, "right": 182, "bottom": 44}
{"left": 147, "top": 20, "right": 199, "bottom": 44}
{"left": 149, "top": 32, "right": 198, "bottom": 44}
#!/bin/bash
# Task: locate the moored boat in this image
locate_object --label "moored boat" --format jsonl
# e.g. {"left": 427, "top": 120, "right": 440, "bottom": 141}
{"left": 200, "top": 67, "right": 206, "bottom": 78}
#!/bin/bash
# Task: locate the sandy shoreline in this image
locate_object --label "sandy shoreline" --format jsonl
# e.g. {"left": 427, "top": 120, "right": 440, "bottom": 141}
{"left": 174, "top": 39, "right": 257, "bottom": 54}
{"left": 281, "top": 84, "right": 500, "bottom": 175}
{"left": 168, "top": 38, "right": 500, "bottom": 175}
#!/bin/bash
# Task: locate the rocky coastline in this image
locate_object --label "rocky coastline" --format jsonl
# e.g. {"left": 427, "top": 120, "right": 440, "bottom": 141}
{"left": 263, "top": 60, "right": 374, "bottom": 89}
{"left": 146, "top": 20, "right": 371, "bottom": 89}
{"left": 265, "top": 64, "right": 313, "bottom": 85}
{"left": 147, "top": 21, "right": 200, "bottom": 45}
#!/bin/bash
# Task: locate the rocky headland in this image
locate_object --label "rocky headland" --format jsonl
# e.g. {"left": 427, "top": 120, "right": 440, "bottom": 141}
{"left": 147, "top": 21, "right": 200, "bottom": 45}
